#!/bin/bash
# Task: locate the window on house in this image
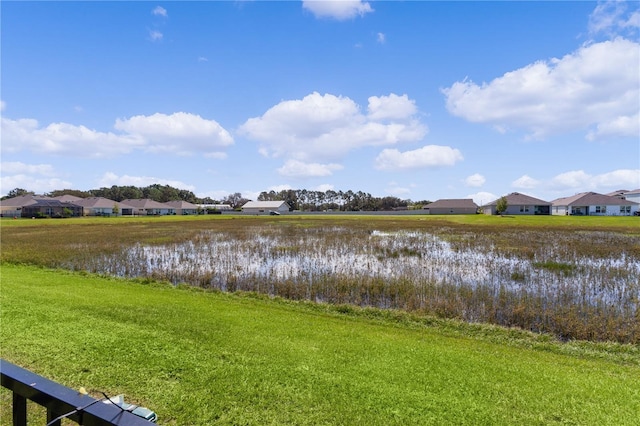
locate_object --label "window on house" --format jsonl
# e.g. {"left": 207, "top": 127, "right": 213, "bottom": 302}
{"left": 620, "top": 206, "right": 630, "bottom": 214}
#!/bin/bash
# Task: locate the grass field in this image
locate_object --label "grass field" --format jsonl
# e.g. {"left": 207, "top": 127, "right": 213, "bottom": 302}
{"left": 1, "top": 264, "right": 639, "bottom": 425}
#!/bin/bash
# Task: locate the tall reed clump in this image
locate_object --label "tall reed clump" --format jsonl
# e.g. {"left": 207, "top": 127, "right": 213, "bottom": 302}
{"left": 60, "top": 224, "right": 640, "bottom": 344}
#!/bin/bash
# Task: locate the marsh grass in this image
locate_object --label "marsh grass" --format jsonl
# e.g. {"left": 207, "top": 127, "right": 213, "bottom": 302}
{"left": 1, "top": 215, "right": 639, "bottom": 343}
{"left": 1, "top": 264, "right": 639, "bottom": 425}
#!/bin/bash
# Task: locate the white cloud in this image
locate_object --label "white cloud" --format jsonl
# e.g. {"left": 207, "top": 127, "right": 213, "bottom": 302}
{"left": 302, "top": 0, "right": 373, "bottom": 20}
{"left": 589, "top": 1, "right": 640, "bottom": 36}
{"left": 374, "top": 145, "right": 463, "bottom": 171}
{"left": 377, "top": 32, "right": 386, "bottom": 44}
{"left": 152, "top": 6, "right": 167, "bottom": 17}
{"left": 586, "top": 112, "right": 640, "bottom": 141}
{"left": 239, "top": 92, "right": 427, "bottom": 162}
{"left": 1, "top": 117, "right": 144, "bottom": 158}
{"left": 443, "top": 38, "right": 640, "bottom": 140}
{"left": 149, "top": 30, "right": 163, "bottom": 41}
{"left": 2, "top": 112, "right": 234, "bottom": 159}
{"left": 512, "top": 174, "right": 541, "bottom": 189}
{"left": 367, "top": 94, "right": 417, "bottom": 121}
{"left": 1, "top": 161, "right": 57, "bottom": 176}
{"left": 97, "top": 172, "right": 195, "bottom": 191}
{"left": 198, "top": 56, "right": 208, "bottom": 62}
{"left": 114, "top": 112, "right": 234, "bottom": 155}
{"left": 386, "top": 184, "right": 411, "bottom": 197}
{"left": 0, "top": 100, "right": 6, "bottom": 111}
{"left": 277, "top": 159, "right": 343, "bottom": 178}
{"left": 0, "top": 161, "right": 71, "bottom": 196}
{"left": 467, "top": 191, "right": 497, "bottom": 206}
{"left": 550, "top": 169, "right": 640, "bottom": 191}
{"left": 464, "top": 173, "right": 485, "bottom": 187}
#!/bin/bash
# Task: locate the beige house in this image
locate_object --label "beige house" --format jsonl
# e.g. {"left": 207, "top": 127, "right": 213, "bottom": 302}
{"left": 121, "top": 199, "right": 174, "bottom": 216}
{"left": 165, "top": 200, "right": 199, "bottom": 215}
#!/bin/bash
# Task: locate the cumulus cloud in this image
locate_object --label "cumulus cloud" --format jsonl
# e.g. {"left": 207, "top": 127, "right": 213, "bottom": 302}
{"left": 1, "top": 117, "right": 144, "bottom": 158}
{"left": 367, "top": 93, "right": 417, "bottom": 121}
{"left": 115, "top": 112, "right": 234, "bottom": 155}
{"left": 0, "top": 100, "right": 6, "bottom": 111}
{"left": 239, "top": 92, "right": 426, "bottom": 162}
{"left": 377, "top": 32, "right": 386, "bottom": 44}
{"left": 302, "top": 0, "right": 373, "bottom": 20}
{"left": 443, "top": 38, "right": 640, "bottom": 140}
{"left": 0, "top": 162, "right": 71, "bottom": 196}
{"left": 550, "top": 169, "right": 640, "bottom": 191}
{"left": 374, "top": 145, "right": 463, "bottom": 171}
{"left": 97, "top": 172, "right": 195, "bottom": 191}
{"left": 512, "top": 174, "right": 541, "bottom": 189}
{"left": 2, "top": 112, "right": 234, "bottom": 158}
{"left": 464, "top": 173, "right": 486, "bottom": 187}
{"left": 277, "top": 159, "right": 343, "bottom": 178}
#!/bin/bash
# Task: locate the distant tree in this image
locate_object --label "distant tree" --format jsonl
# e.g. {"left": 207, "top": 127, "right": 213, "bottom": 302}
{"left": 47, "top": 189, "right": 91, "bottom": 198}
{"left": 2, "top": 188, "right": 34, "bottom": 200}
{"left": 223, "top": 192, "right": 250, "bottom": 209}
{"left": 496, "top": 196, "right": 508, "bottom": 215}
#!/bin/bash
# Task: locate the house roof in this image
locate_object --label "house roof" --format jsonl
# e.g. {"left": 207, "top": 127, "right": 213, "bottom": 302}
{"left": 164, "top": 200, "right": 198, "bottom": 209}
{"left": 52, "top": 195, "right": 83, "bottom": 202}
{"left": 552, "top": 192, "right": 639, "bottom": 207}
{"left": 120, "top": 199, "right": 172, "bottom": 209}
{"left": 24, "top": 199, "right": 80, "bottom": 208}
{"left": 484, "top": 192, "right": 550, "bottom": 207}
{"left": 0, "top": 195, "right": 43, "bottom": 207}
{"left": 425, "top": 199, "right": 478, "bottom": 209}
{"left": 71, "top": 197, "right": 121, "bottom": 209}
{"left": 242, "top": 201, "right": 289, "bottom": 209}
{"left": 623, "top": 189, "right": 640, "bottom": 196}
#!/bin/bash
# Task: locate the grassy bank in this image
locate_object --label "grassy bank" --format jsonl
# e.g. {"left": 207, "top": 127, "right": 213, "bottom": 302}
{"left": 1, "top": 264, "right": 638, "bottom": 425}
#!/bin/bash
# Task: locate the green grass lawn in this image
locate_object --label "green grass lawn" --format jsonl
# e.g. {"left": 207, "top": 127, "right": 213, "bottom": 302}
{"left": 1, "top": 264, "right": 638, "bottom": 425}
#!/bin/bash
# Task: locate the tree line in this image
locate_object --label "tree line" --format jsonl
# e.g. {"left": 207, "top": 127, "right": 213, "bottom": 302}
{"left": 2, "top": 186, "right": 432, "bottom": 211}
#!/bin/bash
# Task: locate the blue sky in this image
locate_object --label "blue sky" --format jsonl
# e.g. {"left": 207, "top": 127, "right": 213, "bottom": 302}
{"left": 2, "top": 0, "right": 639, "bottom": 204}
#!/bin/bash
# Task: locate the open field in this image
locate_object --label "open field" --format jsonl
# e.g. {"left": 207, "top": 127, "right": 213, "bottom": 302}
{"left": 1, "top": 214, "right": 639, "bottom": 343}
{"left": 1, "top": 264, "right": 639, "bottom": 425}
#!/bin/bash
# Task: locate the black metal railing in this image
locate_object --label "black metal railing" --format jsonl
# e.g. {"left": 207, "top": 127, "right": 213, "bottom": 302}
{"left": 1, "top": 359, "right": 155, "bottom": 425}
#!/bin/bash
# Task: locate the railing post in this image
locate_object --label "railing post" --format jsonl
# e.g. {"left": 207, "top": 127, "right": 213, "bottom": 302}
{"left": 12, "top": 392, "right": 27, "bottom": 426}
{"left": 47, "top": 408, "right": 62, "bottom": 426}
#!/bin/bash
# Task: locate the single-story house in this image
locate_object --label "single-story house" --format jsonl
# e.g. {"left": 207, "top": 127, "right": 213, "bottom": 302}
{"left": 0, "top": 195, "right": 41, "bottom": 217}
{"left": 165, "top": 200, "right": 199, "bottom": 215}
{"left": 71, "top": 197, "right": 130, "bottom": 216}
{"left": 121, "top": 199, "right": 174, "bottom": 216}
{"left": 20, "top": 199, "right": 84, "bottom": 218}
{"left": 482, "top": 192, "right": 551, "bottom": 215}
{"left": 551, "top": 192, "right": 639, "bottom": 216}
{"left": 424, "top": 199, "right": 478, "bottom": 215}
{"left": 241, "top": 201, "right": 290, "bottom": 215}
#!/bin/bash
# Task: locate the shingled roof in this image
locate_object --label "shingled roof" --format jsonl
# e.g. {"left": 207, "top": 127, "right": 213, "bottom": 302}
{"left": 552, "top": 192, "right": 639, "bottom": 207}
{"left": 483, "top": 192, "right": 550, "bottom": 207}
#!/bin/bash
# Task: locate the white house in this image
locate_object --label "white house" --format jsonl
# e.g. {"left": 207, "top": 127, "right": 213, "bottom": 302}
{"left": 551, "top": 192, "right": 639, "bottom": 216}
{"left": 241, "top": 201, "right": 290, "bottom": 215}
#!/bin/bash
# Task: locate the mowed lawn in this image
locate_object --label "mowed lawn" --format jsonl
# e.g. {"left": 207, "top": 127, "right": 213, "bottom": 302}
{"left": 1, "top": 264, "right": 639, "bottom": 425}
